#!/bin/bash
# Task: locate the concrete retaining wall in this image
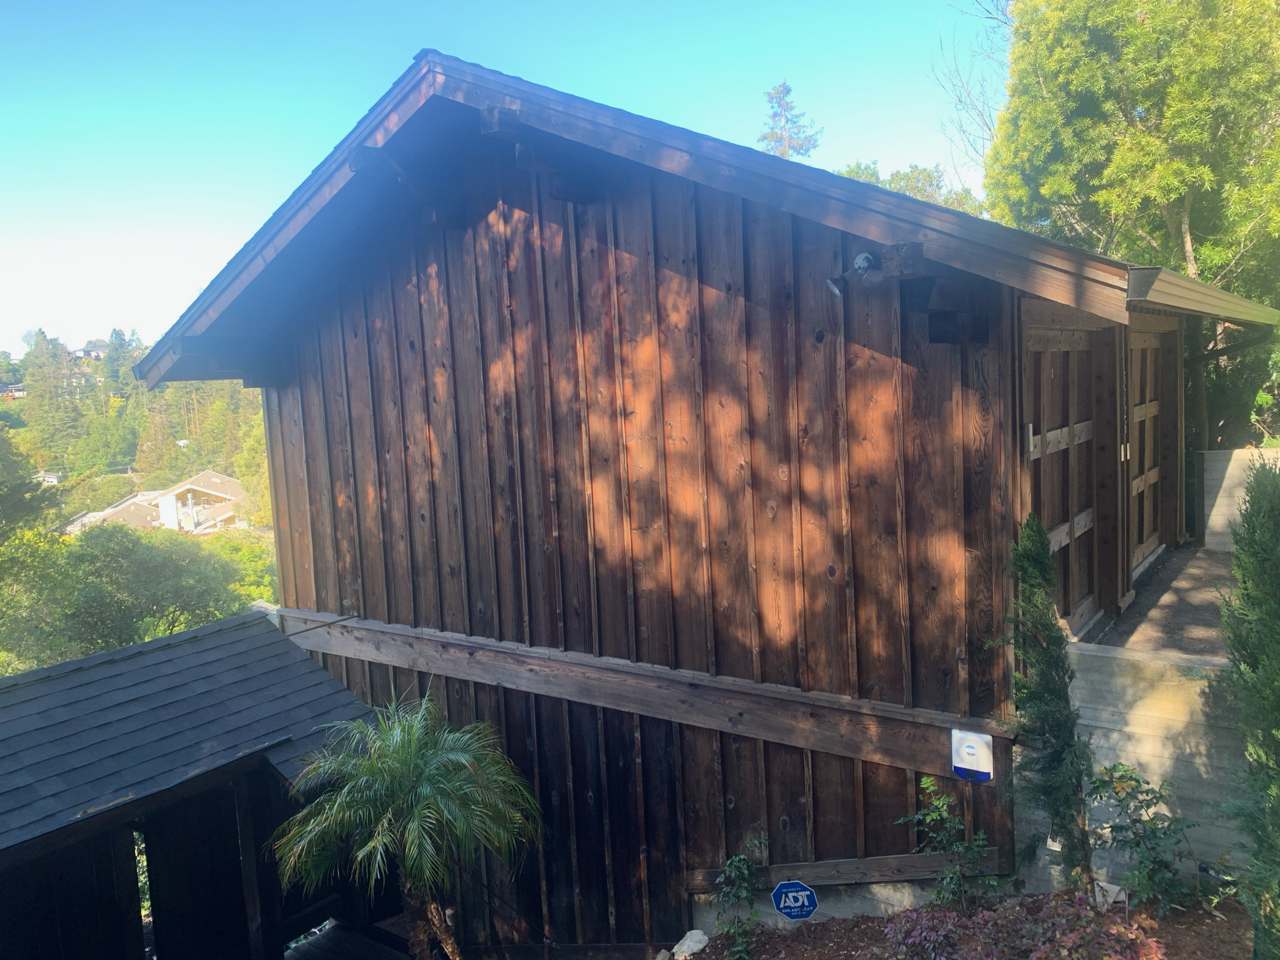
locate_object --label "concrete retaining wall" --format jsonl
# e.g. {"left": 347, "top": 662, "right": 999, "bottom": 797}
{"left": 1203, "top": 448, "right": 1280, "bottom": 552}
{"left": 1069, "top": 642, "right": 1246, "bottom": 872}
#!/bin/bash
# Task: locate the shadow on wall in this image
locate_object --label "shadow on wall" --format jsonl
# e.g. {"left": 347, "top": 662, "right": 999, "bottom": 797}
{"left": 1020, "top": 639, "right": 1245, "bottom": 891}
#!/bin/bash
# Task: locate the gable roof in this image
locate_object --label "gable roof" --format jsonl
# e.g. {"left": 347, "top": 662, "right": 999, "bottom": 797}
{"left": 136, "top": 50, "right": 1277, "bottom": 386}
{"left": 0, "top": 611, "right": 369, "bottom": 863}
{"left": 157, "top": 468, "right": 244, "bottom": 502}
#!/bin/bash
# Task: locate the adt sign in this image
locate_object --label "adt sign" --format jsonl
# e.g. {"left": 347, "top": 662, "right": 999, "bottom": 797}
{"left": 771, "top": 880, "right": 819, "bottom": 921}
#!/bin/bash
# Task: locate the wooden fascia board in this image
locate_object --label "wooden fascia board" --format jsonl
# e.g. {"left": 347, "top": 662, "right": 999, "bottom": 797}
{"left": 1128, "top": 267, "right": 1280, "bottom": 327}
{"left": 278, "top": 608, "right": 1011, "bottom": 779}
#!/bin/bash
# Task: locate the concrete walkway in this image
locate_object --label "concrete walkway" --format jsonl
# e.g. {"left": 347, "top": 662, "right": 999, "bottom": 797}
{"left": 1091, "top": 545, "right": 1234, "bottom": 659}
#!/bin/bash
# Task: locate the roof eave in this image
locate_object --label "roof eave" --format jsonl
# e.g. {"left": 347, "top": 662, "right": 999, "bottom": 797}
{"left": 1127, "top": 266, "right": 1280, "bottom": 327}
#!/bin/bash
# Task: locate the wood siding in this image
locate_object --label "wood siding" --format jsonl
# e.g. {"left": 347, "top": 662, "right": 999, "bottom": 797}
{"left": 264, "top": 154, "right": 1014, "bottom": 950}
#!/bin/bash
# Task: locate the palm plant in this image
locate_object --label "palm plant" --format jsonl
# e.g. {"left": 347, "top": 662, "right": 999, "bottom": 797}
{"left": 273, "top": 696, "right": 540, "bottom": 960}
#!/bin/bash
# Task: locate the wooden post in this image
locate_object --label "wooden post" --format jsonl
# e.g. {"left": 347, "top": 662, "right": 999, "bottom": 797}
{"left": 1090, "top": 327, "right": 1124, "bottom": 616}
{"left": 233, "top": 777, "right": 269, "bottom": 960}
{"left": 1160, "top": 326, "right": 1186, "bottom": 545}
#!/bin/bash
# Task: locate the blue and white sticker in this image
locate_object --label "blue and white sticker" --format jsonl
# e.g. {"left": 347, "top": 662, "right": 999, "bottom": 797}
{"left": 951, "top": 729, "right": 994, "bottom": 783}
{"left": 771, "top": 880, "right": 819, "bottom": 921}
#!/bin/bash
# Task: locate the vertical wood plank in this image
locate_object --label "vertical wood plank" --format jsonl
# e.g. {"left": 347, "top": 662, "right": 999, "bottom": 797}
{"left": 416, "top": 224, "right": 471, "bottom": 636}
{"left": 901, "top": 281, "right": 966, "bottom": 715}
{"left": 745, "top": 200, "right": 810, "bottom": 864}
{"left": 278, "top": 380, "right": 316, "bottom": 611}
{"left": 390, "top": 217, "right": 443, "bottom": 635}
{"left": 654, "top": 174, "right": 728, "bottom": 876}
{"left": 696, "top": 186, "right": 765, "bottom": 858}
{"left": 298, "top": 331, "right": 340, "bottom": 614}
{"left": 263, "top": 389, "right": 296, "bottom": 609}
{"left": 793, "top": 217, "right": 857, "bottom": 860}
{"left": 317, "top": 306, "right": 364, "bottom": 621}
{"left": 845, "top": 269, "right": 910, "bottom": 706}
{"left": 366, "top": 250, "right": 415, "bottom": 629}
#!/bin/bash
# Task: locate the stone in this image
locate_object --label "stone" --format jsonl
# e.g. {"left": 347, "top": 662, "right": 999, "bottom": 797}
{"left": 672, "top": 929, "right": 709, "bottom": 958}
{"left": 656, "top": 951, "right": 672, "bottom": 960}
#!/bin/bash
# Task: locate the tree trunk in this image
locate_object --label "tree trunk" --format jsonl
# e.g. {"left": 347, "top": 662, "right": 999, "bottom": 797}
{"left": 428, "top": 900, "right": 464, "bottom": 960}
{"left": 402, "top": 887, "right": 434, "bottom": 960}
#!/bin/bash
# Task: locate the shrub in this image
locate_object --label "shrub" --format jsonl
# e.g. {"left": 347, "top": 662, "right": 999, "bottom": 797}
{"left": 273, "top": 697, "right": 540, "bottom": 960}
{"left": 898, "top": 775, "right": 999, "bottom": 913}
{"left": 714, "top": 853, "right": 759, "bottom": 960}
{"left": 1088, "top": 763, "right": 1195, "bottom": 915}
{"left": 1008, "top": 516, "right": 1095, "bottom": 892}
{"left": 1219, "top": 458, "right": 1280, "bottom": 956}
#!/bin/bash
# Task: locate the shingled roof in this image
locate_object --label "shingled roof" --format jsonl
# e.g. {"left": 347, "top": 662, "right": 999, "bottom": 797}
{"left": 0, "top": 611, "right": 370, "bottom": 859}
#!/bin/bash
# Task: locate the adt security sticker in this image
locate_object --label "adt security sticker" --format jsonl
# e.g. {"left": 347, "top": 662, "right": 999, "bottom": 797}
{"left": 771, "top": 880, "right": 819, "bottom": 921}
{"left": 951, "top": 729, "right": 994, "bottom": 782}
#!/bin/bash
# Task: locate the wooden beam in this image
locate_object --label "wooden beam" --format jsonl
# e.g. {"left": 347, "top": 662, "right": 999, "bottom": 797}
{"left": 232, "top": 777, "right": 268, "bottom": 960}
{"left": 683, "top": 847, "right": 1000, "bottom": 893}
{"left": 277, "top": 609, "right": 1011, "bottom": 779}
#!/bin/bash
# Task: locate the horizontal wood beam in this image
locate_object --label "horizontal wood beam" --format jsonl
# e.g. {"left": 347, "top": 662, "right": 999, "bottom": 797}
{"left": 278, "top": 609, "right": 1011, "bottom": 779}
{"left": 1048, "top": 507, "right": 1095, "bottom": 554}
{"left": 684, "top": 848, "right": 1000, "bottom": 894}
{"left": 1024, "top": 326, "right": 1093, "bottom": 352}
{"left": 1028, "top": 419, "right": 1093, "bottom": 461}
{"left": 1131, "top": 466, "right": 1160, "bottom": 496}
{"left": 1133, "top": 400, "right": 1160, "bottom": 424}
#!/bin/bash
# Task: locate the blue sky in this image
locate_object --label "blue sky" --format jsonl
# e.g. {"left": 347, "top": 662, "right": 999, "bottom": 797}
{"left": 0, "top": 0, "right": 999, "bottom": 358}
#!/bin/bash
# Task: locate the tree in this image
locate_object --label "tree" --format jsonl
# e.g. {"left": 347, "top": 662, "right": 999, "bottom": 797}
{"left": 273, "top": 698, "right": 540, "bottom": 960}
{"left": 1219, "top": 460, "right": 1280, "bottom": 956}
{"left": 0, "top": 524, "right": 246, "bottom": 672}
{"left": 839, "top": 160, "right": 984, "bottom": 215}
{"left": 984, "top": 0, "right": 1280, "bottom": 448}
{"left": 1009, "top": 516, "right": 1094, "bottom": 892}
{"left": 19, "top": 330, "right": 83, "bottom": 471}
{"left": 0, "top": 351, "right": 18, "bottom": 386}
{"left": 758, "top": 81, "right": 821, "bottom": 160}
{"left": 202, "top": 530, "right": 278, "bottom": 605}
{"left": 0, "top": 425, "right": 57, "bottom": 541}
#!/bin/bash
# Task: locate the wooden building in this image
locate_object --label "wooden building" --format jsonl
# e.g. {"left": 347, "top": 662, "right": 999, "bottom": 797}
{"left": 0, "top": 613, "right": 370, "bottom": 960}
{"left": 137, "top": 51, "right": 1279, "bottom": 954}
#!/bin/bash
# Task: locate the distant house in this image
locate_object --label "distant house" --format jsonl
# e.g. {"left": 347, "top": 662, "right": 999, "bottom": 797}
{"left": 72, "top": 338, "right": 110, "bottom": 361}
{"left": 33, "top": 470, "right": 62, "bottom": 486}
{"left": 1, "top": 384, "right": 26, "bottom": 400}
{"left": 65, "top": 469, "right": 246, "bottom": 536}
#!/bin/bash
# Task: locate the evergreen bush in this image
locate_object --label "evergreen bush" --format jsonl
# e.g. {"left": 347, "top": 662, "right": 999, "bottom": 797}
{"left": 1219, "top": 459, "right": 1280, "bottom": 957}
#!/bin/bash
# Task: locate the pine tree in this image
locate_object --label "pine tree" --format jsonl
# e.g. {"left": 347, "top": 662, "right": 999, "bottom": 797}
{"left": 758, "top": 81, "right": 821, "bottom": 160}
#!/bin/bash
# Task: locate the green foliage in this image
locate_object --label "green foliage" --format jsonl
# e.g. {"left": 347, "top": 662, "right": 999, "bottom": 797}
{"left": 202, "top": 530, "right": 278, "bottom": 605}
{"left": 62, "top": 473, "right": 137, "bottom": 517}
{"left": 839, "top": 160, "right": 984, "bottom": 216}
{"left": 714, "top": 835, "right": 767, "bottom": 960}
{"left": 1009, "top": 516, "right": 1094, "bottom": 890}
{"left": 233, "top": 401, "right": 272, "bottom": 527}
{"left": 985, "top": 0, "right": 1280, "bottom": 445}
{"left": 0, "top": 425, "right": 58, "bottom": 541}
{"left": 273, "top": 697, "right": 540, "bottom": 960}
{"left": 758, "top": 81, "right": 821, "bottom": 160}
{"left": 1218, "top": 459, "right": 1280, "bottom": 955}
{"left": 0, "top": 351, "right": 19, "bottom": 385}
{"left": 1088, "top": 763, "right": 1195, "bottom": 914}
{"left": 0, "top": 524, "right": 247, "bottom": 672}
{"left": 899, "top": 775, "right": 999, "bottom": 913}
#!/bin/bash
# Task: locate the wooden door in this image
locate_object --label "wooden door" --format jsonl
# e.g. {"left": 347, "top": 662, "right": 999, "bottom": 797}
{"left": 1128, "top": 333, "right": 1163, "bottom": 576}
{"left": 1023, "top": 328, "right": 1100, "bottom": 634}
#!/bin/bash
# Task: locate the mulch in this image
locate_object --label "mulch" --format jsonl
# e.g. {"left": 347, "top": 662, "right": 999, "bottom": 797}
{"left": 697, "top": 897, "right": 1253, "bottom": 960}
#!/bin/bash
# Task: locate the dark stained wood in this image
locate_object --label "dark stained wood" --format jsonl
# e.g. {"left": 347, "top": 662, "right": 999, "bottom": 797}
{"left": 297, "top": 331, "right": 340, "bottom": 613}
{"left": 901, "top": 282, "right": 966, "bottom": 715}
{"left": 248, "top": 147, "right": 1061, "bottom": 949}
{"left": 263, "top": 390, "right": 296, "bottom": 607}
{"left": 684, "top": 846, "right": 1000, "bottom": 893}
{"left": 654, "top": 174, "right": 728, "bottom": 875}
{"left": 745, "top": 201, "right": 811, "bottom": 865}
{"left": 280, "top": 609, "right": 1010, "bottom": 778}
{"left": 317, "top": 307, "right": 364, "bottom": 620}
